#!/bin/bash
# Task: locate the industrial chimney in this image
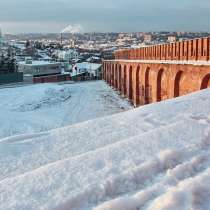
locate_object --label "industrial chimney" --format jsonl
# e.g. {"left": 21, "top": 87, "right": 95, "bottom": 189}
{"left": 60, "top": 33, "right": 63, "bottom": 44}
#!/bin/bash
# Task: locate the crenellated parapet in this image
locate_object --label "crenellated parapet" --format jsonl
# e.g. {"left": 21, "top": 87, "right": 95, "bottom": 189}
{"left": 114, "top": 37, "right": 210, "bottom": 61}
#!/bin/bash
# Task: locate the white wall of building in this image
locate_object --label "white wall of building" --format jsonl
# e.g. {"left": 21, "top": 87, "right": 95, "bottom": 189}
{"left": 57, "top": 49, "right": 79, "bottom": 62}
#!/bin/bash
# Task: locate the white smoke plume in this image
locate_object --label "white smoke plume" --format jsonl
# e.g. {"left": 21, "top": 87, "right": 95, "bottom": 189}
{"left": 61, "top": 24, "right": 83, "bottom": 34}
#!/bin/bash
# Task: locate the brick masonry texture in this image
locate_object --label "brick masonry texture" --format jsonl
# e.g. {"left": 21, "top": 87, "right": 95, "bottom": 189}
{"left": 103, "top": 37, "right": 210, "bottom": 106}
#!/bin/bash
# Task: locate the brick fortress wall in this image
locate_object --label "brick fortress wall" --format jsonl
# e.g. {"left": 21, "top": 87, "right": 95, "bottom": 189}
{"left": 103, "top": 37, "right": 210, "bottom": 106}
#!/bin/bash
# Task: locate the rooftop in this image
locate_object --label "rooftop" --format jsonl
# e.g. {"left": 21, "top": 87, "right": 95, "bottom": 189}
{"left": 18, "top": 60, "right": 61, "bottom": 66}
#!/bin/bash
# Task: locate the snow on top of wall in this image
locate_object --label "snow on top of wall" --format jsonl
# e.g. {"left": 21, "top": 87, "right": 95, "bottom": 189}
{"left": 0, "top": 86, "right": 210, "bottom": 210}
{"left": 106, "top": 59, "right": 210, "bottom": 66}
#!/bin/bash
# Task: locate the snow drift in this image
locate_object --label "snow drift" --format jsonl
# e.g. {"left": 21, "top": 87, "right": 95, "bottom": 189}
{"left": 0, "top": 83, "right": 210, "bottom": 210}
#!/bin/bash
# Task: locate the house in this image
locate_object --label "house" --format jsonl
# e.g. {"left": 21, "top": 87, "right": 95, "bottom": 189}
{"left": 71, "top": 62, "right": 102, "bottom": 80}
{"left": 18, "top": 59, "right": 61, "bottom": 77}
{"left": 56, "top": 49, "right": 79, "bottom": 62}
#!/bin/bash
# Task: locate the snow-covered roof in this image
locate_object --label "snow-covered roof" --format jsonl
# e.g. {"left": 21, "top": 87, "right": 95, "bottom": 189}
{"left": 76, "top": 62, "right": 102, "bottom": 71}
{"left": 11, "top": 43, "right": 26, "bottom": 50}
{"left": 18, "top": 60, "right": 60, "bottom": 66}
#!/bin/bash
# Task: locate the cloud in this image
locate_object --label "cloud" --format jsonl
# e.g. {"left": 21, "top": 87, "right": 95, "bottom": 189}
{"left": 0, "top": 0, "right": 210, "bottom": 33}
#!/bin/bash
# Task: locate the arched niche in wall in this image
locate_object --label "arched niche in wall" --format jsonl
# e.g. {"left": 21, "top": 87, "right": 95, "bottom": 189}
{"left": 145, "top": 67, "right": 151, "bottom": 104}
{"left": 200, "top": 74, "right": 210, "bottom": 90}
{"left": 174, "top": 71, "right": 184, "bottom": 97}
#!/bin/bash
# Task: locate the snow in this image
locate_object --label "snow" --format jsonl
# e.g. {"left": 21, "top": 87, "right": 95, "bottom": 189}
{"left": 76, "top": 62, "right": 102, "bottom": 71}
{"left": 0, "top": 81, "right": 131, "bottom": 138}
{"left": 18, "top": 60, "right": 60, "bottom": 66}
{"left": 111, "top": 59, "right": 210, "bottom": 66}
{"left": 0, "top": 82, "right": 210, "bottom": 210}
{"left": 71, "top": 63, "right": 102, "bottom": 77}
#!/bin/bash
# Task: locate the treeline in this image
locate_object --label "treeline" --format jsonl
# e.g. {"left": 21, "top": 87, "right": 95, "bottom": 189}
{"left": 0, "top": 52, "right": 17, "bottom": 74}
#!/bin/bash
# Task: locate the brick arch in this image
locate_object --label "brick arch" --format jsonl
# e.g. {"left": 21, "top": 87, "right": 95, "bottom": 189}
{"left": 157, "top": 68, "right": 168, "bottom": 102}
{"left": 107, "top": 63, "right": 109, "bottom": 81}
{"left": 118, "top": 64, "right": 122, "bottom": 91}
{"left": 104, "top": 63, "right": 107, "bottom": 81}
{"left": 111, "top": 64, "right": 115, "bottom": 86}
{"left": 128, "top": 66, "right": 133, "bottom": 100}
{"left": 115, "top": 64, "right": 118, "bottom": 89}
{"left": 200, "top": 74, "right": 210, "bottom": 89}
{"left": 109, "top": 63, "right": 112, "bottom": 84}
{"left": 136, "top": 66, "right": 141, "bottom": 105}
{"left": 107, "top": 63, "right": 110, "bottom": 82}
{"left": 107, "top": 63, "right": 109, "bottom": 84}
{"left": 157, "top": 69, "right": 164, "bottom": 102}
{"left": 123, "top": 65, "right": 127, "bottom": 95}
{"left": 108, "top": 63, "right": 111, "bottom": 84}
{"left": 174, "top": 71, "right": 184, "bottom": 97}
{"left": 109, "top": 63, "right": 111, "bottom": 85}
{"left": 145, "top": 67, "right": 151, "bottom": 104}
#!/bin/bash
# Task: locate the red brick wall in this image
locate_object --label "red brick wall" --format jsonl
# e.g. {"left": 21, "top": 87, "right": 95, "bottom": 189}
{"left": 103, "top": 60, "right": 210, "bottom": 107}
{"left": 115, "top": 37, "right": 210, "bottom": 61}
{"left": 33, "top": 74, "right": 71, "bottom": 84}
{"left": 108, "top": 37, "right": 210, "bottom": 106}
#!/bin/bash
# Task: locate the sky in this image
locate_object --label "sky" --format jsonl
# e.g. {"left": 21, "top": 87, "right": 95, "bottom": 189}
{"left": 0, "top": 0, "right": 210, "bottom": 33}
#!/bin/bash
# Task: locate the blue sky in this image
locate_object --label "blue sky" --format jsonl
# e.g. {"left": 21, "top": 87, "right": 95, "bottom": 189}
{"left": 0, "top": 0, "right": 210, "bottom": 33}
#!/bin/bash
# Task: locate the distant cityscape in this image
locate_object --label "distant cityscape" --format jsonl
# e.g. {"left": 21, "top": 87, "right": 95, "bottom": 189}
{"left": 3, "top": 31, "right": 210, "bottom": 52}
{"left": 1, "top": 29, "right": 210, "bottom": 84}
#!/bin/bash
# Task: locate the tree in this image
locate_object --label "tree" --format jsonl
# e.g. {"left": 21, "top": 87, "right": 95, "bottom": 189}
{"left": 8, "top": 58, "right": 16, "bottom": 73}
{"left": 0, "top": 54, "right": 5, "bottom": 73}
{"left": 26, "top": 40, "right": 30, "bottom": 48}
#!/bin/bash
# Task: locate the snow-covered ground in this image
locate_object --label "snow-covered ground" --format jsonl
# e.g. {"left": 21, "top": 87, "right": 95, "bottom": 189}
{"left": 0, "top": 81, "right": 131, "bottom": 138}
{"left": 1, "top": 83, "right": 210, "bottom": 210}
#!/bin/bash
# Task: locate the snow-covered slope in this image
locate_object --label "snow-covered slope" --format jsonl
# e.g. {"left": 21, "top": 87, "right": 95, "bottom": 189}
{"left": 1, "top": 87, "right": 210, "bottom": 210}
{"left": 0, "top": 81, "right": 131, "bottom": 139}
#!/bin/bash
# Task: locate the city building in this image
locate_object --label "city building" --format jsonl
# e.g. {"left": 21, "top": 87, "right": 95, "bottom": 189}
{"left": 18, "top": 59, "right": 61, "bottom": 76}
{"left": 144, "top": 34, "right": 152, "bottom": 43}
{"left": 56, "top": 49, "right": 79, "bottom": 62}
{"left": 167, "top": 36, "right": 177, "bottom": 43}
{"left": 71, "top": 62, "right": 102, "bottom": 80}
